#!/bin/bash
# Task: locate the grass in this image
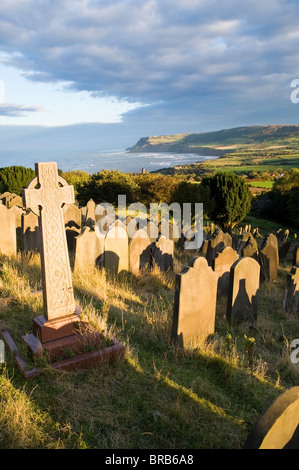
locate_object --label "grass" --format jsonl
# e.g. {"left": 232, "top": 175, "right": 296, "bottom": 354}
{"left": 0, "top": 244, "right": 299, "bottom": 449}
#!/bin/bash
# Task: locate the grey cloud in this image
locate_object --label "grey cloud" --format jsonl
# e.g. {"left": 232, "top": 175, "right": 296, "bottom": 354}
{"left": 0, "top": 103, "right": 44, "bottom": 117}
{"left": 0, "top": 0, "right": 298, "bottom": 126}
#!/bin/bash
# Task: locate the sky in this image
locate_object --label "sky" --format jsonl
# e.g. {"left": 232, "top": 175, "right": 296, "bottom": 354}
{"left": 1, "top": 0, "right": 299, "bottom": 153}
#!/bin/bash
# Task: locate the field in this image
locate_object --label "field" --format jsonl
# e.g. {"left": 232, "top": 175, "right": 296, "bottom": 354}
{"left": 131, "top": 126, "right": 299, "bottom": 177}
{"left": 1, "top": 238, "right": 299, "bottom": 450}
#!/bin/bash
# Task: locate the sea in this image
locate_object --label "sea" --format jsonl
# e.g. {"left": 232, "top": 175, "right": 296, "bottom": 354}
{"left": 0, "top": 149, "right": 218, "bottom": 173}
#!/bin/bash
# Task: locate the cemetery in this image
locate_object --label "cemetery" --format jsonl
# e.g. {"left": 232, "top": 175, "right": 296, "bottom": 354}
{"left": 0, "top": 162, "right": 299, "bottom": 449}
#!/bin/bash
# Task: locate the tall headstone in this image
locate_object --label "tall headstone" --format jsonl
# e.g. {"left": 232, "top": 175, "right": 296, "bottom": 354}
{"left": 227, "top": 257, "right": 260, "bottom": 325}
{"left": 259, "top": 234, "right": 279, "bottom": 282}
{"left": 172, "top": 257, "right": 217, "bottom": 348}
{"left": 283, "top": 266, "right": 299, "bottom": 315}
{"left": 104, "top": 225, "right": 129, "bottom": 274}
{"left": 129, "top": 229, "right": 151, "bottom": 275}
{"left": 212, "top": 246, "right": 239, "bottom": 296}
{"left": 0, "top": 203, "right": 17, "bottom": 257}
{"left": 23, "top": 162, "right": 77, "bottom": 321}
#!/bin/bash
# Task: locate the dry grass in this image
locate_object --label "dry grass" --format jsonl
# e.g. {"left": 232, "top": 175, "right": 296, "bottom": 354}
{"left": 0, "top": 246, "right": 298, "bottom": 449}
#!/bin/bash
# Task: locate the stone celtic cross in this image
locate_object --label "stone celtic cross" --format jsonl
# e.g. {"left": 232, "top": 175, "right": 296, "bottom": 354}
{"left": 23, "top": 162, "right": 77, "bottom": 321}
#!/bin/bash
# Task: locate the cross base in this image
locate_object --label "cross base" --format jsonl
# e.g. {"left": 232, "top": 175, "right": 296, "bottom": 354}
{"left": 1, "top": 310, "right": 125, "bottom": 379}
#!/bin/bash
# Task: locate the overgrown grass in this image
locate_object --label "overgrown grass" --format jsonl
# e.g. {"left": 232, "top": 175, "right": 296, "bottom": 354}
{"left": 0, "top": 245, "right": 298, "bottom": 449}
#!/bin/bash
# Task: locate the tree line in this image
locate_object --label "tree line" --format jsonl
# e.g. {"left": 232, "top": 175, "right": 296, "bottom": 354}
{"left": 1, "top": 165, "right": 298, "bottom": 230}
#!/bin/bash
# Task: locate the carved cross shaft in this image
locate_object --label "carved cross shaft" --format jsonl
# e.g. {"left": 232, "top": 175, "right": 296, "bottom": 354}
{"left": 23, "top": 162, "right": 76, "bottom": 321}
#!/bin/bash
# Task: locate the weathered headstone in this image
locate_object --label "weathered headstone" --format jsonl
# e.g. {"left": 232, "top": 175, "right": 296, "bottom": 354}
{"left": 74, "top": 226, "right": 105, "bottom": 270}
{"left": 151, "top": 235, "right": 174, "bottom": 271}
{"left": 104, "top": 225, "right": 129, "bottom": 274}
{"left": 283, "top": 266, "right": 299, "bottom": 315}
{"left": 212, "top": 246, "right": 239, "bottom": 296}
{"left": 129, "top": 229, "right": 151, "bottom": 275}
{"left": 0, "top": 203, "right": 17, "bottom": 257}
{"left": 227, "top": 257, "right": 260, "bottom": 325}
{"left": 244, "top": 387, "right": 299, "bottom": 449}
{"left": 259, "top": 234, "right": 279, "bottom": 282}
{"left": 172, "top": 257, "right": 217, "bottom": 348}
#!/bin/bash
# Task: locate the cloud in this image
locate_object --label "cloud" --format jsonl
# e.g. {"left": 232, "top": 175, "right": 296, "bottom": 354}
{"left": 0, "top": 0, "right": 298, "bottom": 129}
{"left": 0, "top": 103, "right": 44, "bottom": 117}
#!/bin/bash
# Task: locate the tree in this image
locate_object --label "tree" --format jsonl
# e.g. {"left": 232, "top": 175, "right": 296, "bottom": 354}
{"left": 0, "top": 166, "right": 35, "bottom": 195}
{"left": 171, "top": 180, "right": 215, "bottom": 219}
{"left": 200, "top": 172, "right": 252, "bottom": 231}
{"left": 76, "top": 169, "right": 140, "bottom": 206}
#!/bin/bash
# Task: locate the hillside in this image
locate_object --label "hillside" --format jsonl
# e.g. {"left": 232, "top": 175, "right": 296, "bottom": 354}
{"left": 128, "top": 125, "right": 299, "bottom": 176}
{"left": 128, "top": 125, "right": 299, "bottom": 154}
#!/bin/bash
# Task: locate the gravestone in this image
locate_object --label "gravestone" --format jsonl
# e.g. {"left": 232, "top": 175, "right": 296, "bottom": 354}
{"left": 244, "top": 387, "right": 299, "bottom": 449}
{"left": 206, "top": 230, "right": 232, "bottom": 266}
{"left": 292, "top": 245, "right": 299, "bottom": 267}
{"left": 22, "top": 162, "right": 78, "bottom": 321}
{"left": 16, "top": 162, "right": 125, "bottom": 375}
{"left": 227, "top": 257, "right": 260, "bottom": 325}
{"left": 172, "top": 257, "right": 217, "bottom": 348}
{"left": 259, "top": 234, "right": 279, "bottom": 282}
{"left": 151, "top": 235, "right": 174, "bottom": 271}
{"left": 21, "top": 210, "right": 40, "bottom": 253}
{"left": 283, "top": 266, "right": 299, "bottom": 315}
{"left": 74, "top": 226, "right": 105, "bottom": 270}
{"left": 0, "top": 202, "right": 17, "bottom": 257}
{"left": 129, "top": 229, "right": 151, "bottom": 275}
{"left": 212, "top": 246, "right": 239, "bottom": 296}
{"left": 104, "top": 225, "right": 129, "bottom": 274}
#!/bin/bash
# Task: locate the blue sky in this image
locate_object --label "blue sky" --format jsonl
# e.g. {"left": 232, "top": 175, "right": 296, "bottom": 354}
{"left": 1, "top": 0, "right": 299, "bottom": 151}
